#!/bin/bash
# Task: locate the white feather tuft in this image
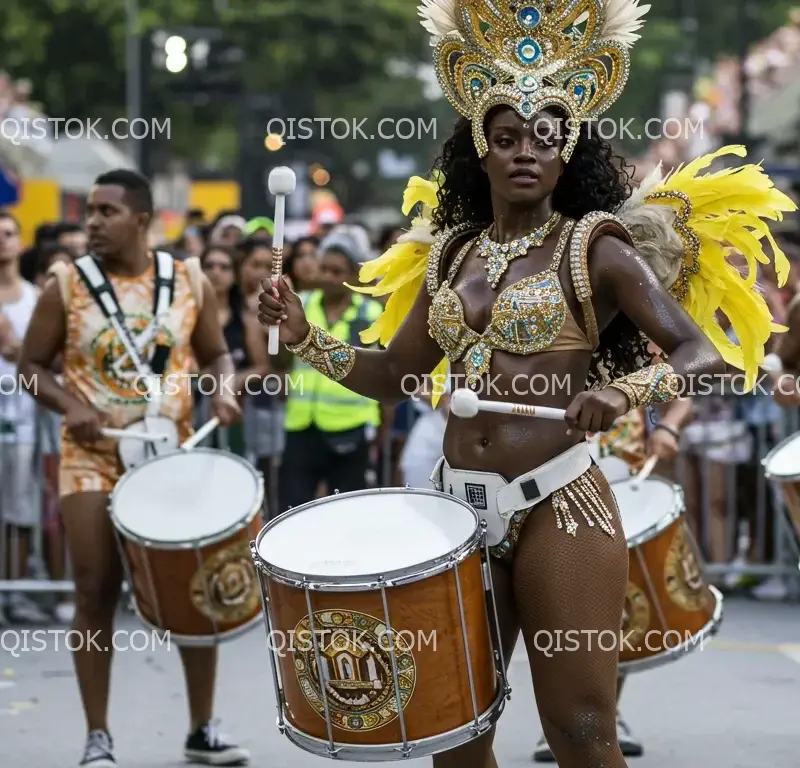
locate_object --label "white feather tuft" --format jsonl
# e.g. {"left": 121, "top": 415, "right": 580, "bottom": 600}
{"left": 398, "top": 223, "right": 436, "bottom": 245}
{"left": 418, "top": 0, "right": 459, "bottom": 43}
{"left": 600, "top": 0, "right": 651, "bottom": 48}
{"left": 618, "top": 162, "right": 665, "bottom": 213}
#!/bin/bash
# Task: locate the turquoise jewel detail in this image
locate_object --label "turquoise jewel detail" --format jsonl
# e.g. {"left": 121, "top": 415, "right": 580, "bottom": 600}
{"left": 518, "top": 7, "right": 541, "bottom": 29}
{"left": 517, "top": 39, "right": 541, "bottom": 64}
{"left": 574, "top": 84, "right": 585, "bottom": 97}
{"left": 520, "top": 100, "right": 533, "bottom": 114}
{"left": 471, "top": 77, "right": 483, "bottom": 91}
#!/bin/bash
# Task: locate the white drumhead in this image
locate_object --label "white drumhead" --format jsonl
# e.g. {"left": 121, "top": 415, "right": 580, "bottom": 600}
{"left": 594, "top": 455, "right": 633, "bottom": 483}
{"left": 765, "top": 435, "right": 800, "bottom": 478}
{"left": 258, "top": 489, "right": 476, "bottom": 577}
{"left": 111, "top": 450, "right": 260, "bottom": 544}
{"left": 612, "top": 478, "right": 678, "bottom": 541}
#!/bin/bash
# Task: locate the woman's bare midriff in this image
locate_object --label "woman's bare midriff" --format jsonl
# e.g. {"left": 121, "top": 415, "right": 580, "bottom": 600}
{"left": 443, "top": 350, "right": 592, "bottom": 479}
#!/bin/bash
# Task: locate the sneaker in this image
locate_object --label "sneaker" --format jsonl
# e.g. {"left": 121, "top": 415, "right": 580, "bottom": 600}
{"left": 184, "top": 721, "right": 250, "bottom": 765}
{"left": 6, "top": 594, "right": 50, "bottom": 625}
{"left": 616, "top": 714, "right": 644, "bottom": 757}
{"left": 532, "top": 734, "right": 556, "bottom": 762}
{"left": 80, "top": 730, "right": 116, "bottom": 767}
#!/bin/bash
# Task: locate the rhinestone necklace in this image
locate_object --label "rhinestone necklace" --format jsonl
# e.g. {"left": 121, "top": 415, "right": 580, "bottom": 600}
{"left": 477, "top": 212, "right": 561, "bottom": 288}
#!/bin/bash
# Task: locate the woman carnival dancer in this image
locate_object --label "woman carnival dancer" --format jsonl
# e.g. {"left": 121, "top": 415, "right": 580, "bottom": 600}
{"left": 258, "top": 2, "right": 795, "bottom": 765}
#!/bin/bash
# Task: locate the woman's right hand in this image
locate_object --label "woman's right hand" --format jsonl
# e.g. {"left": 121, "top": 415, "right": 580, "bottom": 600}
{"left": 257, "top": 276, "right": 310, "bottom": 345}
{"left": 64, "top": 402, "right": 106, "bottom": 444}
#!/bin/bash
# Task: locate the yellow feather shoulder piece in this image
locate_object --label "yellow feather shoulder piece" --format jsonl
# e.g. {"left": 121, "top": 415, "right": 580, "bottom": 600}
{"left": 346, "top": 172, "right": 450, "bottom": 405}
{"left": 618, "top": 145, "right": 797, "bottom": 390}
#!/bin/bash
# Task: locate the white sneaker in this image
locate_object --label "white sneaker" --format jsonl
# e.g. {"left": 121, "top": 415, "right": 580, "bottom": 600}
{"left": 54, "top": 602, "right": 76, "bottom": 623}
{"left": 79, "top": 730, "right": 116, "bottom": 767}
{"left": 7, "top": 594, "right": 50, "bottom": 624}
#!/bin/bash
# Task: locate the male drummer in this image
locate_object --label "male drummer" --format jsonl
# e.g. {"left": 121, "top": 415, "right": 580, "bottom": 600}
{"left": 533, "top": 397, "right": 694, "bottom": 762}
{"left": 18, "top": 169, "right": 249, "bottom": 768}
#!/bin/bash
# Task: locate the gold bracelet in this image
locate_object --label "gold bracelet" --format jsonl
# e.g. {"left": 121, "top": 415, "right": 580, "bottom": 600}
{"left": 607, "top": 363, "right": 682, "bottom": 411}
{"left": 286, "top": 323, "right": 356, "bottom": 381}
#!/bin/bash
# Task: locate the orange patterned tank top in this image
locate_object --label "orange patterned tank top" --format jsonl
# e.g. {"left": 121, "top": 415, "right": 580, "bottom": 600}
{"left": 50, "top": 256, "right": 203, "bottom": 433}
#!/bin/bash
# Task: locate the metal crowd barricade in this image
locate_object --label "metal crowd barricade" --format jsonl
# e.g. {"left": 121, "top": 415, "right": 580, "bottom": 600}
{"left": 675, "top": 387, "right": 800, "bottom": 592}
{"left": 4, "top": 390, "right": 800, "bottom": 605}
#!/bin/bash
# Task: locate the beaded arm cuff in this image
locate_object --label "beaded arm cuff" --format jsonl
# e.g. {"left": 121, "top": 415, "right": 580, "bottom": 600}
{"left": 285, "top": 323, "right": 356, "bottom": 382}
{"left": 607, "top": 363, "right": 683, "bottom": 411}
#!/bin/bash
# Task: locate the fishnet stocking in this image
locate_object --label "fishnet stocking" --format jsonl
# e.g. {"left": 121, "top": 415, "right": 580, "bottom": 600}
{"left": 433, "top": 466, "right": 629, "bottom": 767}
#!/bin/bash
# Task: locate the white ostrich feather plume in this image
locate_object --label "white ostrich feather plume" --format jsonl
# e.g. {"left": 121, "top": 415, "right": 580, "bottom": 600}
{"left": 418, "top": 0, "right": 458, "bottom": 43}
{"left": 417, "top": 0, "right": 650, "bottom": 50}
{"left": 601, "top": 0, "right": 651, "bottom": 48}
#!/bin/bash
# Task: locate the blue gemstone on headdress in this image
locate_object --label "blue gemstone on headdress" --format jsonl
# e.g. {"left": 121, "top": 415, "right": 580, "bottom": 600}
{"left": 518, "top": 6, "right": 541, "bottom": 28}
{"left": 520, "top": 100, "right": 533, "bottom": 115}
{"left": 471, "top": 77, "right": 483, "bottom": 91}
{"left": 517, "top": 39, "right": 541, "bottom": 64}
{"left": 574, "top": 84, "right": 585, "bottom": 97}
{"left": 519, "top": 74, "right": 538, "bottom": 92}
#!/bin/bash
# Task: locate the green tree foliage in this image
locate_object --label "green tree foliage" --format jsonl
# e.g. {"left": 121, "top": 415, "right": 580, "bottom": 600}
{"left": 2, "top": 0, "right": 799, "bottom": 201}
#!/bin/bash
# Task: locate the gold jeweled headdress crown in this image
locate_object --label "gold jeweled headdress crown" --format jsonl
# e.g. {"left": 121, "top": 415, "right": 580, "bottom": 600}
{"left": 420, "top": 0, "right": 650, "bottom": 160}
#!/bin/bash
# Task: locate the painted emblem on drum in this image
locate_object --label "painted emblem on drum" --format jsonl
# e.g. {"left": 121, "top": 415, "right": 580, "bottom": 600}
{"left": 189, "top": 540, "right": 259, "bottom": 623}
{"left": 621, "top": 581, "right": 649, "bottom": 648}
{"left": 664, "top": 525, "right": 709, "bottom": 612}
{"left": 293, "top": 610, "right": 416, "bottom": 732}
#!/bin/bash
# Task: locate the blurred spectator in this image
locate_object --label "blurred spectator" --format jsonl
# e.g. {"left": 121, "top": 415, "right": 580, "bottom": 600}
{"left": 283, "top": 236, "right": 319, "bottom": 293}
{"left": 209, "top": 212, "right": 247, "bottom": 248}
{"left": 54, "top": 223, "right": 87, "bottom": 258}
{"left": 0, "top": 211, "right": 49, "bottom": 624}
{"left": 244, "top": 217, "right": 274, "bottom": 239}
{"left": 278, "top": 228, "right": 386, "bottom": 513}
{"left": 197, "top": 245, "right": 269, "bottom": 458}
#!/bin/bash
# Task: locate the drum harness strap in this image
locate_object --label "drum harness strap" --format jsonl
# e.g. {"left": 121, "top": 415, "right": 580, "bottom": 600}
{"left": 74, "top": 251, "right": 176, "bottom": 424}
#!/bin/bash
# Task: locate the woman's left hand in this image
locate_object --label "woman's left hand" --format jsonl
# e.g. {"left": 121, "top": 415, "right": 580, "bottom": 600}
{"left": 564, "top": 388, "right": 629, "bottom": 434}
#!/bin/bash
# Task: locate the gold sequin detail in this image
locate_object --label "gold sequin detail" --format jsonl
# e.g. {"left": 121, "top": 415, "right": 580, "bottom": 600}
{"left": 608, "top": 362, "right": 682, "bottom": 410}
{"left": 425, "top": 1, "right": 643, "bottom": 160}
{"left": 286, "top": 323, "right": 356, "bottom": 381}
{"left": 568, "top": 211, "right": 635, "bottom": 348}
{"left": 428, "top": 220, "right": 575, "bottom": 387}
{"left": 490, "top": 466, "right": 616, "bottom": 561}
{"left": 643, "top": 190, "right": 701, "bottom": 303}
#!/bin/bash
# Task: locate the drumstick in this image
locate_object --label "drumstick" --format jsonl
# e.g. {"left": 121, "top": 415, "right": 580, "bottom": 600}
{"left": 180, "top": 417, "right": 220, "bottom": 451}
{"left": 101, "top": 429, "right": 171, "bottom": 442}
{"left": 630, "top": 455, "right": 657, "bottom": 490}
{"left": 449, "top": 388, "right": 566, "bottom": 420}
{"left": 762, "top": 353, "right": 783, "bottom": 374}
{"left": 267, "top": 166, "right": 297, "bottom": 355}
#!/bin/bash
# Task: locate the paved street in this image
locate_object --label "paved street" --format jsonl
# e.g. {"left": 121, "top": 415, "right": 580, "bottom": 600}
{"left": 2, "top": 596, "right": 799, "bottom": 767}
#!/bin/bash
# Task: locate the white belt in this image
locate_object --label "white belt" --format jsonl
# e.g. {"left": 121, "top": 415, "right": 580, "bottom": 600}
{"left": 430, "top": 442, "right": 592, "bottom": 546}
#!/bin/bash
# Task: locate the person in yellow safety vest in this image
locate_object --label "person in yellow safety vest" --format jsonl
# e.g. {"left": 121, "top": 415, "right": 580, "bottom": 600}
{"left": 278, "top": 227, "right": 389, "bottom": 514}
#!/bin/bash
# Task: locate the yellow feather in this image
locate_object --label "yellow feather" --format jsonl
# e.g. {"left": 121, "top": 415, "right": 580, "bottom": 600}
{"left": 644, "top": 144, "right": 796, "bottom": 390}
{"left": 346, "top": 172, "right": 450, "bottom": 408}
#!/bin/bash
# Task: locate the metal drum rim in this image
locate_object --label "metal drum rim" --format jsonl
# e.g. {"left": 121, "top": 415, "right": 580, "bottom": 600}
{"left": 619, "top": 585, "right": 724, "bottom": 674}
{"left": 253, "top": 486, "right": 481, "bottom": 589}
{"left": 610, "top": 476, "right": 685, "bottom": 550}
{"left": 109, "top": 448, "right": 264, "bottom": 550}
{"left": 762, "top": 431, "right": 800, "bottom": 481}
{"left": 276, "top": 684, "right": 507, "bottom": 761}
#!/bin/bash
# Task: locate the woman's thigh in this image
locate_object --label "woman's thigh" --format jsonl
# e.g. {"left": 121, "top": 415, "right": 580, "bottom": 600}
{"left": 513, "top": 466, "right": 629, "bottom": 765}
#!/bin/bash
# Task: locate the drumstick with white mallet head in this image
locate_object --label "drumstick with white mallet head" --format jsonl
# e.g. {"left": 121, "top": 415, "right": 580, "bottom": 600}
{"left": 629, "top": 454, "right": 657, "bottom": 490}
{"left": 449, "top": 388, "right": 567, "bottom": 420}
{"left": 267, "top": 166, "right": 297, "bottom": 355}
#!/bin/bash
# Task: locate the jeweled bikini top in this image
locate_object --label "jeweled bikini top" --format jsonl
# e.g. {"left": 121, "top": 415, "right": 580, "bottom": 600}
{"left": 427, "top": 219, "right": 592, "bottom": 386}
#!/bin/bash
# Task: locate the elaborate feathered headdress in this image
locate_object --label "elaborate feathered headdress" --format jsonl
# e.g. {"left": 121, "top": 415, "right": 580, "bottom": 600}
{"left": 420, "top": 0, "right": 650, "bottom": 160}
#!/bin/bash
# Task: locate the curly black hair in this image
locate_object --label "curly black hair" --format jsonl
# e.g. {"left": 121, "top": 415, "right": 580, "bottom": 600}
{"left": 429, "top": 108, "right": 634, "bottom": 231}
{"left": 428, "top": 107, "right": 650, "bottom": 390}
